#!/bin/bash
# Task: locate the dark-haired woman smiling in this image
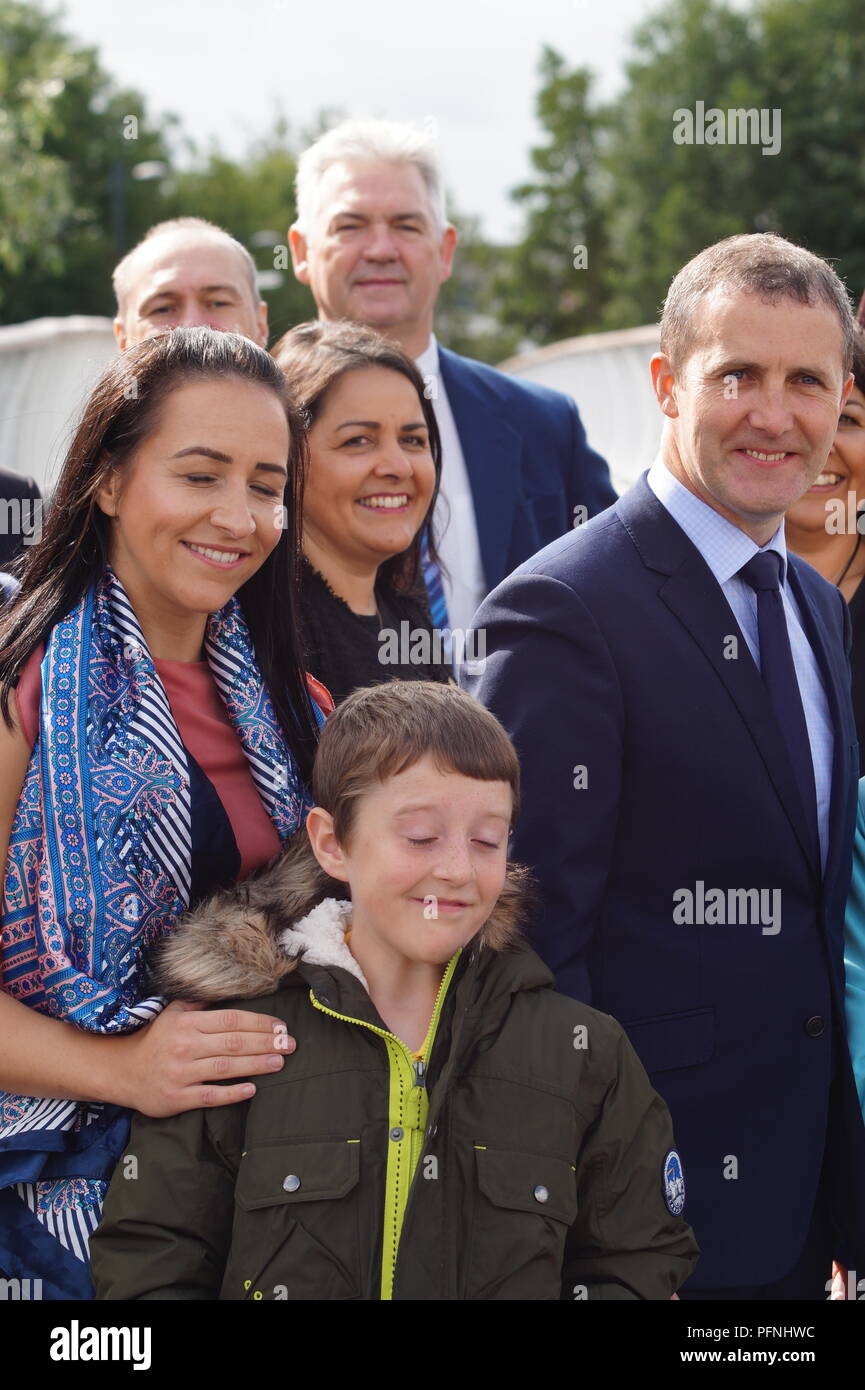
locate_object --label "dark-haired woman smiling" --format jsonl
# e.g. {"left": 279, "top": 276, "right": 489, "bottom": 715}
{"left": 786, "top": 324, "right": 865, "bottom": 769}
{"left": 0, "top": 327, "right": 328, "bottom": 1297}
{"left": 272, "top": 320, "right": 452, "bottom": 705}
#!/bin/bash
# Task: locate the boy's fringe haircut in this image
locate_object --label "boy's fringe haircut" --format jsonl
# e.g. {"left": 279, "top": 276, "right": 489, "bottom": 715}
{"left": 314, "top": 682, "right": 522, "bottom": 845}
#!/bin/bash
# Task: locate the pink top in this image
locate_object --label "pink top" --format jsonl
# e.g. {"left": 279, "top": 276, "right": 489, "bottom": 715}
{"left": 16, "top": 645, "right": 289, "bottom": 880}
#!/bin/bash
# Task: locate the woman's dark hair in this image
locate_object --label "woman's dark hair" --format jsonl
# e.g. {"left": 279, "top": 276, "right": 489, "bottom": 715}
{"left": 0, "top": 327, "right": 319, "bottom": 780}
{"left": 270, "top": 320, "right": 444, "bottom": 592}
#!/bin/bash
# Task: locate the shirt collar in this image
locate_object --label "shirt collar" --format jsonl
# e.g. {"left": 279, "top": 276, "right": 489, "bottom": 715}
{"left": 414, "top": 333, "right": 439, "bottom": 373}
{"left": 646, "top": 457, "right": 788, "bottom": 585}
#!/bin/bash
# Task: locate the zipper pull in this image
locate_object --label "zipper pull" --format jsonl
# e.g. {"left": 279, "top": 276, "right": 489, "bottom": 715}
{"left": 414, "top": 1058, "right": 427, "bottom": 1088}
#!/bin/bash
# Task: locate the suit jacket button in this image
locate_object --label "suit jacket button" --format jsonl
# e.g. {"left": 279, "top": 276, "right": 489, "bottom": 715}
{"left": 805, "top": 1016, "right": 825, "bottom": 1038}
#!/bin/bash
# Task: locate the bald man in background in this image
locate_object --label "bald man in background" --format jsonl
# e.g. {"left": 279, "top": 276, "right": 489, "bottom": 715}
{"left": 112, "top": 217, "right": 268, "bottom": 350}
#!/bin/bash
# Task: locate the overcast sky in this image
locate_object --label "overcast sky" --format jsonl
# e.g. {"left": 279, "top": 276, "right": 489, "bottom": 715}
{"left": 61, "top": 0, "right": 650, "bottom": 240}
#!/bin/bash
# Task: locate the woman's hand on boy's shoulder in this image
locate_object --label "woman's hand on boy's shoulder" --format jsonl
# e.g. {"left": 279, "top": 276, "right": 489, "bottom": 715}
{"left": 109, "top": 1000, "right": 295, "bottom": 1117}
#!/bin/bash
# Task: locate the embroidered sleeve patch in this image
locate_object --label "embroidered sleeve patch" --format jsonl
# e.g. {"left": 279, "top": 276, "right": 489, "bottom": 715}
{"left": 663, "top": 1149, "right": 686, "bottom": 1216}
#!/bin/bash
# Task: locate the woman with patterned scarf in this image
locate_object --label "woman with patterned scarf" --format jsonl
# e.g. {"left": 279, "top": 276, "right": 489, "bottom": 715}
{"left": 0, "top": 327, "right": 330, "bottom": 1298}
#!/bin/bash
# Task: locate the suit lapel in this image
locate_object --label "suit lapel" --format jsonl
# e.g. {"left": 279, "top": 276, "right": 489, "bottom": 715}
{"left": 437, "top": 347, "right": 523, "bottom": 591}
{"left": 786, "top": 561, "right": 851, "bottom": 889}
{"left": 618, "top": 479, "right": 822, "bottom": 879}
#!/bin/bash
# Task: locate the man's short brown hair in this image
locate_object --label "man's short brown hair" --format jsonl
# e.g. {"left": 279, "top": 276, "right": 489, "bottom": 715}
{"left": 312, "top": 681, "right": 521, "bottom": 846}
{"left": 660, "top": 233, "right": 855, "bottom": 374}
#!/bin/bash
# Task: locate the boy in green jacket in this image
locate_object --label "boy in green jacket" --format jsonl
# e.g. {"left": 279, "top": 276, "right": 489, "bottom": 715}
{"left": 91, "top": 681, "right": 698, "bottom": 1300}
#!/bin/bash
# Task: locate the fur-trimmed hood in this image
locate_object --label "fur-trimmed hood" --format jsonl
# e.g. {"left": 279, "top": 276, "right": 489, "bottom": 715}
{"left": 149, "top": 832, "right": 535, "bottom": 1004}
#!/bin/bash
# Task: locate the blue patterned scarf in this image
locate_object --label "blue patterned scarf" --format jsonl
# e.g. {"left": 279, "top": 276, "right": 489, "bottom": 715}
{"left": 0, "top": 568, "right": 317, "bottom": 1296}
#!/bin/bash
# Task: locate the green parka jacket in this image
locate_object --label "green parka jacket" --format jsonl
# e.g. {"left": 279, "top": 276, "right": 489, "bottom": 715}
{"left": 90, "top": 854, "right": 699, "bottom": 1302}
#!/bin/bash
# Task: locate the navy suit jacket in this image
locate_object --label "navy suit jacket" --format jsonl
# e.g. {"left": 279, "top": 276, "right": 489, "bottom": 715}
{"left": 437, "top": 347, "right": 616, "bottom": 592}
{"left": 0, "top": 467, "right": 41, "bottom": 571}
{"left": 464, "top": 473, "right": 865, "bottom": 1289}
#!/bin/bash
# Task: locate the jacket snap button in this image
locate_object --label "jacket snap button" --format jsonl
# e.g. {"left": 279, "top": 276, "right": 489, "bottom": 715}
{"left": 804, "top": 1015, "right": 825, "bottom": 1038}
{"left": 390, "top": 1126, "right": 404, "bottom": 1141}
{"left": 533, "top": 1184, "right": 550, "bottom": 1204}
{"left": 283, "top": 1174, "right": 301, "bottom": 1192}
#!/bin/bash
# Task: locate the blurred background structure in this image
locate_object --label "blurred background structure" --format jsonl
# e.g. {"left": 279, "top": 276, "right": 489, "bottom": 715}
{"left": 0, "top": 319, "right": 115, "bottom": 493}
{"left": 0, "top": 318, "right": 661, "bottom": 495}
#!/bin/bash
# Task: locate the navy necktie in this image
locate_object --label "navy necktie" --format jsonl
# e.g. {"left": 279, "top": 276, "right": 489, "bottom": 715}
{"left": 421, "top": 529, "right": 449, "bottom": 630}
{"left": 738, "top": 551, "right": 818, "bottom": 847}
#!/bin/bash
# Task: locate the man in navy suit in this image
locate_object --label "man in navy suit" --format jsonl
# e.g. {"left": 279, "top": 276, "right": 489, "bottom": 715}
{"left": 464, "top": 233, "right": 865, "bottom": 1298}
{"left": 288, "top": 120, "right": 615, "bottom": 632}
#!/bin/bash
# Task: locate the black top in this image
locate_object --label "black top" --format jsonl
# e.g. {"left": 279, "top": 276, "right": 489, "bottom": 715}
{"left": 299, "top": 558, "right": 452, "bottom": 706}
{"left": 186, "top": 749, "right": 241, "bottom": 904}
{"left": 849, "top": 579, "right": 865, "bottom": 774}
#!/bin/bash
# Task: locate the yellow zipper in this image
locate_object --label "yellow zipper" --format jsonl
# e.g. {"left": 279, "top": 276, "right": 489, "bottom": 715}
{"left": 309, "top": 950, "right": 460, "bottom": 1300}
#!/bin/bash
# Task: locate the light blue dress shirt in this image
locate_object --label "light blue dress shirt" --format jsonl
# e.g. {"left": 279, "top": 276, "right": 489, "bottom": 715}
{"left": 647, "top": 460, "right": 834, "bottom": 868}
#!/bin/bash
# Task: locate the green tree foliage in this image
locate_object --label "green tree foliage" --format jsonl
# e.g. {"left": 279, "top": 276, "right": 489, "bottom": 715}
{"left": 499, "top": 0, "right": 865, "bottom": 346}
{"left": 5, "top": 0, "right": 865, "bottom": 359}
{"left": 493, "top": 47, "right": 612, "bottom": 347}
{"left": 0, "top": 1, "right": 173, "bottom": 322}
{"left": 756, "top": 0, "right": 865, "bottom": 297}
{"left": 0, "top": 6, "right": 512, "bottom": 358}
{"left": 436, "top": 209, "right": 522, "bottom": 362}
{"left": 0, "top": 0, "right": 75, "bottom": 296}
{"left": 603, "top": 0, "right": 765, "bottom": 328}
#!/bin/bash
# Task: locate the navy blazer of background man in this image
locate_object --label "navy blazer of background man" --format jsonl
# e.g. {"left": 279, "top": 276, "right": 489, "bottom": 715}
{"left": 0, "top": 467, "right": 40, "bottom": 572}
{"left": 437, "top": 345, "right": 615, "bottom": 592}
{"left": 464, "top": 238, "right": 865, "bottom": 1295}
